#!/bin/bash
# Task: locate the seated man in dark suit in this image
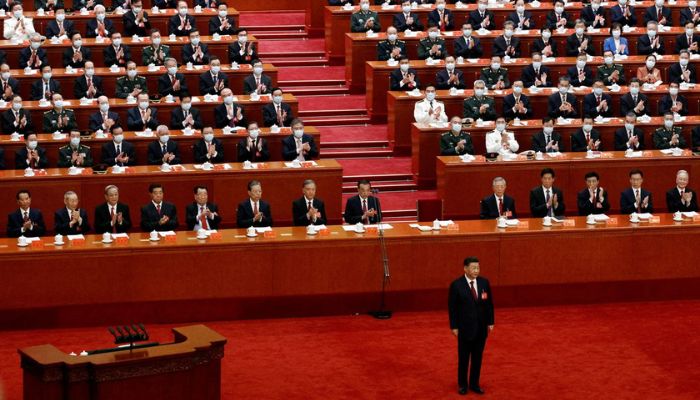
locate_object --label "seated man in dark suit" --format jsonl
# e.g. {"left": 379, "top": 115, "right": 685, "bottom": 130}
{"left": 193, "top": 126, "right": 224, "bottom": 163}
{"left": 435, "top": 56, "right": 465, "bottom": 90}
{"left": 19, "top": 33, "right": 49, "bottom": 70}
{"left": 54, "top": 191, "right": 90, "bottom": 235}
{"left": 680, "top": 3, "right": 700, "bottom": 26}
{"left": 122, "top": 0, "right": 152, "bottom": 37}
{"left": 238, "top": 121, "right": 270, "bottom": 162}
{"left": 101, "top": 125, "right": 135, "bottom": 166}
{"left": 675, "top": 21, "right": 700, "bottom": 54}
{"left": 507, "top": 0, "right": 535, "bottom": 30}
{"left": 154, "top": 0, "right": 177, "bottom": 8}
{"left": 531, "top": 117, "right": 563, "bottom": 153}
{"left": 2, "top": 95, "right": 33, "bottom": 136}
{"left": 637, "top": 21, "right": 665, "bottom": 55}
{"left": 104, "top": 32, "right": 132, "bottom": 68}
{"left": 520, "top": 52, "right": 551, "bottom": 88}
{"left": 209, "top": 3, "right": 237, "bottom": 35}
{"left": 532, "top": 28, "right": 558, "bottom": 58}
{"left": 94, "top": 185, "right": 132, "bottom": 234}
{"left": 389, "top": 57, "right": 420, "bottom": 91}
{"left": 182, "top": 30, "right": 211, "bottom": 65}
{"left": 546, "top": 0, "right": 575, "bottom": 29}
{"left": 393, "top": 1, "right": 424, "bottom": 32}
{"left": 669, "top": 50, "right": 696, "bottom": 84}
{"left": 0, "top": 63, "right": 20, "bottom": 102}
{"left": 480, "top": 177, "right": 516, "bottom": 219}
{"left": 186, "top": 185, "right": 222, "bottom": 231}
{"left": 158, "top": 58, "right": 188, "bottom": 98}
{"left": 643, "top": 1, "right": 671, "bottom": 25}
{"left": 263, "top": 88, "right": 294, "bottom": 127}
{"left": 292, "top": 179, "right": 327, "bottom": 226}
{"left": 89, "top": 96, "right": 121, "bottom": 133}
{"left": 170, "top": 95, "right": 204, "bottom": 130}
{"left": 493, "top": 21, "right": 520, "bottom": 58}
{"left": 344, "top": 179, "right": 381, "bottom": 224}
{"left": 282, "top": 118, "right": 319, "bottom": 161}
{"left": 147, "top": 125, "right": 181, "bottom": 165}
{"left": 428, "top": 0, "right": 454, "bottom": 31}
{"left": 583, "top": 80, "right": 613, "bottom": 118}
{"left": 567, "top": 54, "right": 594, "bottom": 87}
{"left": 127, "top": 93, "right": 160, "bottom": 131}
{"left": 228, "top": 29, "right": 257, "bottom": 65}
{"left": 667, "top": 170, "right": 698, "bottom": 212}
{"left": 502, "top": 80, "right": 531, "bottom": 120}
{"left": 620, "top": 79, "right": 649, "bottom": 117}
{"left": 453, "top": 23, "right": 483, "bottom": 59}
{"left": 658, "top": 83, "right": 688, "bottom": 116}
{"left": 199, "top": 57, "right": 229, "bottom": 95}
{"left": 7, "top": 189, "right": 46, "bottom": 238}
{"left": 577, "top": 171, "right": 610, "bottom": 215}
{"left": 15, "top": 133, "right": 48, "bottom": 170}
{"left": 530, "top": 168, "right": 565, "bottom": 218}
{"left": 620, "top": 169, "right": 653, "bottom": 214}
{"left": 243, "top": 60, "right": 273, "bottom": 95}
{"left": 168, "top": 1, "right": 197, "bottom": 36}
{"left": 140, "top": 183, "right": 179, "bottom": 232}
{"left": 86, "top": 5, "right": 115, "bottom": 38}
{"left": 565, "top": 21, "right": 595, "bottom": 56}
{"left": 547, "top": 77, "right": 578, "bottom": 119}
{"left": 571, "top": 117, "right": 602, "bottom": 152}
{"left": 469, "top": 0, "right": 496, "bottom": 30}
{"left": 610, "top": 0, "right": 637, "bottom": 27}
{"left": 614, "top": 112, "right": 645, "bottom": 151}
{"left": 45, "top": 7, "right": 74, "bottom": 39}
{"left": 236, "top": 180, "right": 273, "bottom": 228}
{"left": 73, "top": 61, "right": 104, "bottom": 99}
{"left": 580, "top": 0, "right": 607, "bottom": 28}
{"left": 214, "top": 88, "right": 247, "bottom": 128}
{"left": 62, "top": 33, "right": 92, "bottom": 69}
{"left": 30, "top": 66, "right": 60, "bottom": 101}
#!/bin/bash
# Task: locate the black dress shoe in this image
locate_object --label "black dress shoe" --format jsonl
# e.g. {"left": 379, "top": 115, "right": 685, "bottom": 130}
{"left": 470, "top": 387, "right": 485, "bottom": 395}
{"left": 458, "top": 387, "right": 468, "bottom": 395}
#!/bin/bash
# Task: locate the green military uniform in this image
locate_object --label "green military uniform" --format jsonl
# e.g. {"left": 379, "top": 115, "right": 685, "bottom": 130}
{"left": 377, "top": 39, "right": 406, "bottom": 61}
{"left": 417, "top": 38, "right": 447, "bottom": 60}
{"left": 653, "top": 126, "right": 686, "bottom": 149}
{"left": 351, "top": 10, "right": 381, "bottom": 33}
{"left": 463, "top": 95, "right": 497, "bottom": 121}
{"left": 479, "top": 67, "right": 510, "bottom": 89}
{"left": 440, "top": 130, "right": 474, "bottom": 156}
{"left": 115, "top": 75, "right": 148, "bottom": 99}
{"left": 43, "top": 108, "right": 77, "bottom": 133}
{"left": 57, "top": 144, "right": 93, "bottom": 168}
{"left": 141, "top": 44, "right": 171, "bottom": 66}
{"left": 596, "top": 64, "right": 626, "bottom": 86}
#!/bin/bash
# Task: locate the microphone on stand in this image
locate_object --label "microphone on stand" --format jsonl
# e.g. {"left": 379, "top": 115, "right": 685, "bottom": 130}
{"left": 368, "top": 187, "right": 392, "bottom": 319}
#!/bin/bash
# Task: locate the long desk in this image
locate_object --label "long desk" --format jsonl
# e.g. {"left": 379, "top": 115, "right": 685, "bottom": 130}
{"left": 2, "top": 216, "right": 700, "bottom": 329}
{"left": 388, "top": 88, "right": 700, "bottom": 155}
{"left": 0, "top": 159, "right": 343, "bottom": 235}
{"left": 436, "top": 151, "right": 698, "bottom": 219}
{"left": 345, "top": 27, "right": 689, "bottom": 92}
{"left": 10, "top": 64, "right": 277, "bottom": 101}
{"left": 0, "top": 35, "right": 255, "bottom": 68}
{"left": 17, "top": 94, "right": 298, "bottom": 132}
{"left": 412, "top": 118, "right": 699, "bottom": 188}
{"left": 367, "top": 56, "right": 683, "bottom": 120}
{"left": 0, "top": 127, "right": 319, "bottom": 167}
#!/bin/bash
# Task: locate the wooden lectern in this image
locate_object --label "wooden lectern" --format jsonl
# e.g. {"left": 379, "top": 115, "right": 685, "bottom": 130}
{"left": 18, "top": 325, "right": 227, "bottom": 400}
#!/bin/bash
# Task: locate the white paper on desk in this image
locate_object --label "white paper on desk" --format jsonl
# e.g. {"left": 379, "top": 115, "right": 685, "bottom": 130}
{"left": 682, "top": 211, "right": 699, "bottom": 217}
{"left": 366, "top": 224, "right": 394, "bottom": 230}
{"left": 551, "top": 217, "right": 564, "bottom": 223}
{"left": 594, "top": 214, "right": 610, "bottom": 221}
{"left": 437, "top": 220, "right": 454, "bottom": 227}
{"left": 416, "top": 225, "right": 433, "bottom": 231}
{"left": 505, "top": 219, "right": 520, "bottom": 226}
{"left": 157, "top": 231, "right": 176, "bottom": 237}
{"left": 254, "top": 227, "right": 272, "bottom": 233}
{"left": 67, "top": 234, "right": 85, "bottom": 240}
{"left": 24, "top": 237, "right": 41, "bottom": 242}
{"left": 307, "top": 225, "right": 327, "bottom": 233}
{"left": 112, "top": 233, "right": 129, "bottom": 238}
{"left": 135, "top": 131, "right": 155, "bottom": 137}
{"left": 660, "top": 149, "right": 675, "bottom": 155}
{"left": 342, "top": 225, "right": 359, "bottom": 232}
{"left": 466, "top": 58, "right": 480, "bottom": 64}
{"left": 546, "top": 152, "right": 563, "bottom": 157}
{"left": 284, "top": 161, "right": 318, "bottom": 168}
{"left": 637, "top": 213, "right": 653, "bottom": 219}
{"left": 625, "top": 151, "right": 643, "bottom": 158}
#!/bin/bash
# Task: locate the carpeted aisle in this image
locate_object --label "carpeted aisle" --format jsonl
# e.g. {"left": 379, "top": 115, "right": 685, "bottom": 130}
{"left": 1, "top": 301, "right": 699, "bottom": 399}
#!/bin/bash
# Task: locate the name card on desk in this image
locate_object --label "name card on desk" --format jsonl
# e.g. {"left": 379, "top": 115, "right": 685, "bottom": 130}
{"left": 562, "top": 219, "right": 576, "bottom": 227}
{"left": 649, "top": 216, "right": 661, "bottom": 224}
{"left": 516, "top": 221, "right": 529, "bottom": 229}
{"left": 607, "top": 217, "right": 618, "bottom": 226}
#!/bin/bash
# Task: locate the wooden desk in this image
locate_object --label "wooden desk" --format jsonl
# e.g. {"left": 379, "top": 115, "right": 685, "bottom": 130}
{"left": 412, "top": 118, "right": 699, "bottom": 188}
{"left": 436, "top": 151, "right": 698, "bottom": 219}
{"left": 0, "top": 35, "right": 255, "bottom": 68}
{"left": 0, "top": 159, "right": 343, "bottom": 235}
{"left": 0, "top": 127, "right": 319, "bottom": 167}
{"left": 388, "top": 88, "right": 700, "bottom": 155}
{"left": 17, "top": 94, "right": 297, "bottom": 132}
{"left": 345, "top": 26, "right": 687, "bottom": 92}
{"left": 2, "top": 216, "right": 700, "bottom": 329}
{"left": 366, "top": 56, "right": 682, "bottom": 120}
{"left": 10, "top": 64, "right": 277, "bottom": 100}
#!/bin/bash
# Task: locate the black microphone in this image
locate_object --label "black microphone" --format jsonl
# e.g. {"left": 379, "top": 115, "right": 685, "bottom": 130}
{"left": 132, "top": 324, "right": 146, "bottom": 340}
{"left": 116, "top": 326, "right": 126, "bottom": 340}
{"left": 138, "top": 323, "right": 149, "bottom": 339}
{"left": 124, "top": 325, "right": 137, "bottom": 341}
{"left": 108, "top": 326, "right": 120, "bottom": 341}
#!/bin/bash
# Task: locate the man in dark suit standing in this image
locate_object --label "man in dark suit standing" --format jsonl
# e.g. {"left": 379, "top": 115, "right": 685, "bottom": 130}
{"left": 282, "top": 119, "right": 319, "bottom": 161}
{"left": 236, "top": 180, "right": 273, "bottom": 228}
{"left": 94, "top": 185, "right": 132, "bottom": 234}
{"left": 238, "top": 122, "right": 270, "bottom": 162}
{"left": 262, "top": 88, "right": 294, "bottom": 127}
{"left": 193, "top": 127, "right": 224, "bottom": 163}
{"left": 448, "top": 256, "right": 495, "bottom": 396}
{"left": 2, "top": 95, "right": 33, "bottom": 137}
{"left": 15, "top": 133, "right": 48, "bottom": 170}
{"left": 344, "top": 179, "right": 381, "bottom": 224}
{"left": 530, "top": 168, "right": 565, "bottom": 218}
{"left": 101, "top": 125, "right": 136, "bottom": 166}
{"left": 614, "top": 113, "right": 645, "bottom": 151}
{"left": 89, "top": 96, "right": 120, "bottom": 133}
{"left": 480, "top": 177, "right": 516, "bottom": 219}
{"left": 147, "top": 125, "right": 181, "bottom": 165}
{"left": 140, "top": 183, "right": 178, "bottom": 232}
{"left": 7, "top": 189, "right": 46, "bottom": 238}
{"left": 667, "top": 170, "right": 698, "bottom": 213}
{"left": 577, "top": 171, "right": 610, "bottom": 215}
{"left": 292, "top": 179, "right": 327, "bottom": 226}
{"left": 54, "top": 191, "right": 91, "bottom": 235}
{"left": 435, "top": 56, "right": 466, "bottom": 90}
{"left": 215, "top": 89, "right": 247, "bottom": 128}
{"left": 185, "top": 185, "right": 222, "bottom": 230}
{"left": 620, "top": 169, "right": 653, "bottom": 214}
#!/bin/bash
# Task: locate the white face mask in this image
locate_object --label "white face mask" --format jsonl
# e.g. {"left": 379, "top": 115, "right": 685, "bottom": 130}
{"left": 73, "top": 40, "right": 82, "bottom": 48}
{"left": 624, "top": 123, "right": 634, "bottom": 131}
{"left": 132, "top": 7, "right": 142, "bottom": 13}
{"left": 179, "top": 8, "right": 188, "bottom": 16}
{"left": 646, "top": 60, "right": 656, "bottom": 69}
{"left": 1, "top": 72, "right": 9, "bottom": 80}
{"left": 182, "top": 102, "right": 192, "bottom": 111}
{"left": 139, "top": 101, "right": 149, "bottom": 110}
{"left": 612, "top": 31, "right": 621, "bottom": 39}
{"left": 204, "top": 133, "right": 214, "bottom": 142}
{"left": 400, "top": 63, "right": 409, "bottom": 72}
{"left": 113, "top": 134, "right": 124, "bottom": 144}
{"left": 680, "top": 58, "right": 689, "bottom": 67}
{"left": 478, "top": 3, "right": 487, "bottom": 11}
{"left": 191, "top": 37, "right": 200, "bottom": 46}
{"left": 388, "top": 33, "right": 397, "bottom": 42}
{"left": 532, "top": 61, "right": 542, "bottom": 69}
{"left": 403, "top": 6, "right": 411, "bottom": 13}
{"left": 167, "top": 66, "right": 177, "bottom": 75}
{"left": 426, "top": 92, "right": 436, "bottom": 101}
{"left": 273, "top": 95, "right": 283, "bottom": 104}
{"left": 70, "top": 137, "right": 80, "bottom": 147}
{"left": 43, "top": 72, "right": 52, "bottom": 80}
{"left": 212, "top": 7, "right": 224, "bottom": 18}
{"left": 96, "top": 13, "right": 105, "bottom": 21}
{"left": 28, "top": 140, "right": 38, "bottom": 150}
{"left": 513, "top": 86, "right": 523, "bottom": 94}
{"left": 12, "top": 102, "right": 21, "bottom": 111}
{"left": 593, "top": 87, "right": 603, "bottom": 96}
{"left": 31, "top": 42, "right": 41, "bottom": 50}
{"left": 159, "top": 135, "right": 170, "bottom": 144}
{"left": 655, "top": 0, "right": 664, "bottom": 7}
{"left": 559, "top": 86, "right": 569, "bottom": 94}
{"left": 504, "top": 29, "right": 513, "bottom": 38}
{"left": 446, "top": 63, "right": 455, "bottom": 70}
{"left": 555, "top": 6, "right": 564, "bottom": 14}
{"left": 463, "top": 29, "right": 472, "bottom": 37}
{"left": 152, "top": 38, "right": 161, "bottom": 46}
{"left": 437, "top": 3, "right": 445, "bottom": 11}
{"left": 127, "top": 69, "right": 137, "bottom": 78}
{"left": 254, "top": 67, "right": 263, "bottom": 75}
{"left": 249, "top": 129, "right": 259, "bottom": 139}
{"left": 496, "top": 123, "right": 506, "bottom": 132}
{"left": 452, "top": 123, "right": 462, "bottom": 132}
{"left": 56, "top": 13, "right": 65, "bottom": 22}
{"left": 516, "top": 6, "right": 525, "bottom": 13}
{"left": 474, "top": 88, "right": 484, "bottom": 97}
{"left": 583, "top": 124, "right": 593, "bottom": 132}
{"left": 576, "top": 60, "right": 586, "bottom": 69}
{"left": 99, "top": 103, "right": 109, "bottom": 112}
{"left": 85, "top": 68, "right": 95, "bottom": 77}
{"left": 630, "top": 87, "right": 639, "bottom": 95}
{"left": 54, "top": 100, "right": 63, "bottom": 108}
{"left": 687, "top": 28, "right": 695, "bottom": 37}
{"left": 211, "top": 66, "right": 221, "bottom": 74}
{"left": 542, "top": 32, "right": 551, "bottom": 41}
{"left": 543, "top": 126, "right": 554, "bottom": 134}
{"left": 591, "top": 3, "right": 600, "bottom": 10}
{"left": 360, "top": 3, "right": 370, "bottom": 11}
{"left": 223, "top": 96, "right": 234, "bottom": 105}
{"left": 491, "top": 63, "right": 500, "bottom": 70}
{"left": 647, "top": 30, "right": 657, "bottom": 38}
{"left": 575, "top": 27, "right": 584, "bottom": 36}
{"left": 238, "top": 35, "right": 247, "bottom": 43}
{"left": 13, "top": 10, "right": 22, "bottom": 19}
{"left": 428, "top": 31, "right": 439, "bottom": 39}
{"left": 618, "top": 0, "right": 627, "bottom": 5}
{"left": 690, "top": 1, "right": 697, "bottom": 8}
{"left": 604, "top": 57, "right": 613, "bottom": 65}
{"left": 669, "top": 88, "right": 679, "bottom": 96}
{"left": 293, "top": 129, "right": 304, "bottom": 138}
{"left": 664, "top": 120, "right": 673, "bottom": 128}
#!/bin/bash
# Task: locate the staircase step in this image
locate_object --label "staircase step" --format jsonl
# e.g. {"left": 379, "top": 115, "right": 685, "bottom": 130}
{"left": 322, "top": 148, "right": 393, "bottom": 158}
{"left": 324, "top": 140, "right": 389, "bottom": 149}
{"left": 298, "top": 108, "right": 367, "bottom": 117}
{"left": 281, "top": 85, "right": 350, "bottom": 96}
{"left": 342, "top": 172, "right": 413, "bottom": 182}
{"left": 304, "top": 115, "right": 372, "bottom": 126}
{"left": 342, "top": 180, "right": 417, "bottom": 193}
{"left": 279, "top": 79, "right": 346, "bottom": 87}
{"left": 263, "top": 57, "right": 329, "bottom": 67}
{"left": 245, "top": 24, "right": 306, "bottom": 32}
{"left": 251, "top": 31, "right": 308, "bottom": 40}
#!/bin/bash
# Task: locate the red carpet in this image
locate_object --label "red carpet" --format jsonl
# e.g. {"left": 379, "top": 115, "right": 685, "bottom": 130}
{"left": 278, "top": 66, "right": 346, "bottom": 82}
{"left": 297, "top": 95, "right": 366, "bottom": 112}
{"left": 1, "top": 301, "right": 699, "bottom": 399}
{"left": 238, "top": 12, "right": 306, "bottom": 27}
{"left": 320, "top": 125, "right": 388, "bottom": 143}
{"left": 339, "top": 157, "right": 411, "bottom": 176}
{"left": 257, "top": 38, "right": 325, "bottom": 53}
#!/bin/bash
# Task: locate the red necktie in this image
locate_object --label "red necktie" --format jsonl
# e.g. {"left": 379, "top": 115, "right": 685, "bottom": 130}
{"left": 156, "top": 204, "right": 161, "bottom": 215}
{"left": 200, "top": 206, "right": 208, "bottom": 230}
{"left": 498, "top": 197, "right": 504, "bottom": 216}
{"left": 110, "top": 206, "right": 116, "bottom": 233}
{"left": 470, "top": 281, "right": 478, "bottom": 301}
{"left": 253, "top": 202, "right": 258, "bottom": 215}
{"left": 658, "top": 9, "right": 662, "bottom": 20}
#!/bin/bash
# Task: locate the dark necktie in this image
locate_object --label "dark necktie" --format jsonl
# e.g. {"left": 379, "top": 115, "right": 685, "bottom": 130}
{"left": 470, "top": 281, "right": 478, "bottom": 301}
{"left": 546, "top": 189, "right": 552, "bottom": 216}
{"left": 498, "top": 197, "right": 504, "bottom": 216}
{"left": 362, "top": 199, "right": 369, "bottom": 224}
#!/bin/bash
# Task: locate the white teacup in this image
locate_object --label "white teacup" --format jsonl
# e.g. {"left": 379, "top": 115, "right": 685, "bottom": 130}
{"left": 17, "top": 236, "right": 27, "bottom": 246}
{"left": 354, "top": 222, "right": 364, "bottom": 232}
{"left": 291, "top": 159, "right": 301, "bottom": 168}
{"left": 497, "top": 217, "right": 507, "bottom": 228}
{"left": 543, "top": 216, "right": 552, "bottom": 226}
{"left": 201, "top": 162, "right": 213, "bottom": 170}
{"left": 629, "top": 213, "right": 640, "bottom": 223}
{"left": 586, "top": 215, "right": 596, "bottom": 225}
{"left": 102, "top": 232, "right": 112, "bottom": 242}
{"left": 54, "top": 234, "right": 64, "bottom": 244}
{"left": 149, "top": 230, "right": 159, "bottom": 240}
{"left": 196, "top": 229, "right": 208, "bottom": 239}
{"left": 160, "top": 163, "right": 172, "bottom": 172}
{"left": 306, "top": 225, "right": 316, "bottom": 235}
{"left": 673, "top": 211, "right": 683, "bottom": 221}
{"left": 24, "top": 167, "right": 35, "bottom": 177}
{"left": 432, "top": 219, "right": 441, "bottom": 230}
{"left": 246, "top": 226, "right": 256, "bottom": 236}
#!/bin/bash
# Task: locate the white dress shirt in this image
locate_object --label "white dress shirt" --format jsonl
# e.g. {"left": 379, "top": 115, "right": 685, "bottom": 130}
{"left": 413, "top": 98, "right": 448, "bottom": 124}
{"left": 486, "top": 130, "right": 519, "bottom": 154}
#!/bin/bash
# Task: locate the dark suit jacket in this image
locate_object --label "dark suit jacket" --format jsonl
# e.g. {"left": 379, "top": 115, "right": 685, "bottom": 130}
{"left": 243, "top": 74, "right": 273, "bottom": 95}
{"left": 147, "top": 139, "right": 181, "bottom": 165}
{"left": 427, "top": 8, "right": 454, "bottom": 30}
{"left": 571, "top": 128, "right": 602, "bottom": 152}
{"left": 506, "top": 10, "right": 534, "bottom": 29}
{"left": 530, "top": 186, "right": 565, "bottom": 217}
{"left": 182, "top": 43, "right": 211, "bottom": 65}
{"left": 565, "top": 34, "right": 594, "bottom": 56}
{"left": 168, "top": 14, "right": 197, "bottom": 36}
{"left": 123, "top": 10, "right": 152, "bottom": 37}
{"left": 140, "top": 201, "right": 178, "bottom": 231}
{"left": 637, "top": 34, "right": 665, "bottom": 55}
{"left": 1, "top": 108, "right": 33, "bottom": 136}
{"left": 62, "top": 46, "right": 92, "bottom": 68}
{"left": 237, "top": 137, "right": 270, "bottom": 162}
{"left": 658, "top": 95, "right": 688, "bottom": 116}
{"left": 185, "top": 202, "right": 222, "bottom": 230}
{"left": 103, "top": 44, "right": 132, "bottom": 67}
{"left": 581, "top": 5, "right": 607, "bottom": 27}
{"left": 577, "top": 187, "right": 610, "bottom": 215}
{"left": 620, "top": 188, "right": 653, "bottom": 214}
{"left": 643, "top": 5, "right": 672, "bottom": 24}
{"left": 666, "top": 187, "right": 698, "bottom": 212}
{"left": 531, "top": 131, "right": 564, "bottom": 153}
{"left": 675, "top": 34, "right": 700, "bottom": 53}
{"left": 610, "top": 4, "right": 637, "bottom": 26}
{"left": 54, "top": 208, "right": 90, "bottom": 235}
{"left": 344, "top": 195, "right": 381, "bottom": 224}
{"left": 614, "top": 127, "right": 646, "bottom": 151}
{"left": 199, "top": 71, "right": 229, "bottom": 95}
{"left": 532, "top": 38, "right": 559, "bottom": 57}
{"left": 15, "top": 146, "right": 48, "bottom": 169}
{"left": 435, "top": 68, "right": 465, "bottom": 90}
{"left": 583, "top": 93, "right": 613, "bottom": 118}
{"left": 19, "top": 47, "right": 49, "bottom": 70}
{"left": 88, "top": 110, "right": 120, "bottom": 132}
{"left": 521, "top": 64, "right": 552, "bottom": 87}
{"left": 292, "top": 197, "right": 327, "bottom": 226}
{"left": 547, "top": 92, "right": 578, "bottom": 118}
{"left": 545, "top": 10, "right": 575, "bottom": 29}
{"left": 620, "top": 93, "right": 649, "bottom": 117}
{"left": 7, "top": 208, "right": 46, "bottom": 238}
{"left": 262, "top": 102, "right": 294, "bottom": 127}
{"left": 193, "top": 138, "right": 224, "bottom": 163}
{"left": 468, "top": 10, "right": 496, "bottom": 30}
{"left": 209, "top": 15, "right": 237, "bottom": 35}
{"left": 389, "top": 67, "right": 420, "bottom": 91}
{"left": 228, "top": 41, "right": 257, "bottom": 65}
{"left": 86, "top": 18, "right": 115, "bottom": 38}
{"left": 453, "top": 36, "right": 483, "bottom": 59}
{"left": 126, "top": 107, "right": 160, "bottom": 131}
{"left": 282, "top": 134, "right": 319, "bottom": 161}
{"left": 669, "top": 63, "right": 696, "bottom": 84}
{"left": 101, "top": 140, "right": 136, "bottom": 166}
{"left": 170, "top": 107, "right": 204, "bottom": 130}
{"left": 503, "top": 94, "right": 532, "bottom": 120}
{"left": 493, "top": 36, "right": 521, "bottom": 58}
{"left": 236, "top": 199, "right": 272, "bottom": 228}
{"left": 567, "top": 66, "right": 594, "bottom": 87}
{"left": 30, "top": 79, "right": 61, "bottom": 101}
{"left": 94, "top": 202, "right": 132, "bottom": 234}
{"left": 393, "top": 12, "right": 424, "bottom": 32}
{"left": 0, "top": 78, "right": 19, "bottom": 101}
{"left": 448, "top": 276, "right": 495, "bottom": 340}
{"left": 214, "top": 103, "right": 246, "bottom": 128}
{"left": 693, "top": 126, "right": 700, "bottom": 150}
{"left": 73, "top": 75, "right": 104, "bottom": 99}
{"left": 45, "top": 20, "right": 75, "bottom": 39}
{"left": 479, "top": 194, "right": 516, "bottom": 219}
{"left": 157, "top": 73, "right": 188, "bottom": 98}
{"left": 680, "top": 7, "right": 700, "bottom": 26}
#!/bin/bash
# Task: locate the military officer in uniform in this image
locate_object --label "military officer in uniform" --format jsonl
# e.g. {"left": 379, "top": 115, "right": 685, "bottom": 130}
{"left": 116, "top": 61, "right": 148, "bottom": 99}
{"left": 597, "top": 50, "right": 626, "bottom": 85}
{"left": 142, "top": 29, "right": 170, "bottom": 66}
{"left": 58, "top": 130, "right": 93, "bottom": 168}
{"left": 653, "top": 112, "right": 687, "bottom": 149}
{"left": 351, "top": 0, "right": 381, "bottom": 33}
{"left": 441, "top": 116, "right": 475, "bottom": 156}
{"left": 418, "top": 26, "right": 448, "bottom": 60}
{"left": 43, "top": 94, "right": 77, "bottom": 133}
{"left": 377, "top": 26, "right": 406, "bottom": 61}
{"left": 479, "top": 56, "right": 510, "bottom": 89}
{"left": 463, "top": 80, "right": 497, "bottom": 122}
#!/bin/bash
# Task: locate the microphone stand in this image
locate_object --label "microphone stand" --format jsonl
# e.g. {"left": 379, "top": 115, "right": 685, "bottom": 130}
{"left": 368, "top": 188, "right": 392, "bottom": 319}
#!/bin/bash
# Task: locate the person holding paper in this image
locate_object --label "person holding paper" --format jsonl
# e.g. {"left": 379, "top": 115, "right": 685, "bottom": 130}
{"left": 140, "top": 183, "right": 179, "bottom": 232}
{"left": 666, "top": 170, "right": 698, "bottom": 213}
{"left": 236, "top": 180, "right": 273, "bottom": 228}
{"left": 479, "top": 177, "right": 516, "bottom": 219}
{"left": 54, "top": 191, "right": 91, "bottom": 235}
{"left": 94, "top": 185, "right": 132, "bottom": 234}
{"left": 577, "top": 171, "right": 610, "bottom": 215}
{"left": 186, "top": 186, "right": 221, "bottom": 231}
{"left": 344, "top": 179, "right": 381, "bottom": 224}
{"left": 530, "top": 168, "right": 566, "bottom": 218}
{"left": 292, "top": 179, "right": 327, "bottom": 226}
{"left": 620, "top": 169, "right": 653, "bottom": 214}
{"left": 7, "top": 189, "right": 46, "bottom": 238}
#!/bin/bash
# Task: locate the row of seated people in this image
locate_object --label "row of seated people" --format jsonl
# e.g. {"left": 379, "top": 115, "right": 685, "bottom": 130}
{"left": 6, "top": 178, "right": 380, "bottom": 235}
{"left": 4, "top": 1, "right": 238, "bottom": 38}
{"left": 6, "top": 0, "right": 222, "bottom": 12}
{"left": 346, "top": 0, "right": 700, "bottom": 31}
{"left": 0, "top": 119, "right": 318, "bottom": 169}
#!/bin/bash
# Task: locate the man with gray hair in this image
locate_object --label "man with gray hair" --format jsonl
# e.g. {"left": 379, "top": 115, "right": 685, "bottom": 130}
{"left": 19, "top": 32, "right": 47, "bottom": 69}
{"left": 667, "top": 170, "right": 698, "bottom": 212}
{"left": 292, "top": 179, "right": 327, "bottom": 226}
{"left": 479, "top": 177, "right": 517, "bottom": 219}
{"left": 158, "top": 57, "right": 188, "bottom": 98}
{"left": 94, "top": 185, "right": 132, "bottom": 234}
{"left": 463, "top": 80, "right": 497, "bottom": 121}
{"left": 54, "top": 191, "right": 90, "bottom": 235}
{"left": 147, "top": 125, "right": 181, "bottom": 165}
